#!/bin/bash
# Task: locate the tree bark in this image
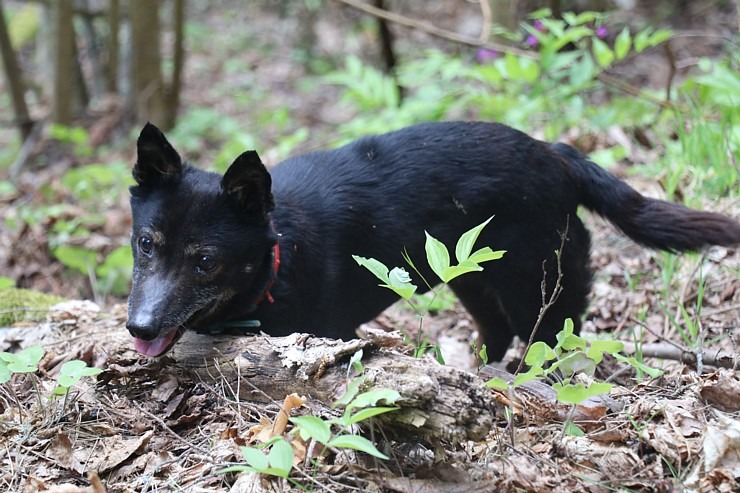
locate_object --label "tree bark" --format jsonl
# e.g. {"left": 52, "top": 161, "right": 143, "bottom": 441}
{"left": 51, "top": 0, "right": 76, "bottom": 125}
{"left": 171, "top": 330, "right": 501, "bottom": 443}
{"left": 129, "top": 0, "right": 165, "bottom": 125}
{"left": 0, "top": 0, "right": 33, "bottom": 140}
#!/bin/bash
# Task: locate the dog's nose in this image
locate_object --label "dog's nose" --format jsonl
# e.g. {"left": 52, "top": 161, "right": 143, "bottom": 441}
{"left": 126, "top": 309, "right": 162, "bottom": 340}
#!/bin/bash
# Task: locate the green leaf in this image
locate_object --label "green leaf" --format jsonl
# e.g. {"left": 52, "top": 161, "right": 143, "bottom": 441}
{"left": 240, "top": 446, "right": 269, "bottom": 471}
{"left": 0, "top": 277, "right": 15, "bottom": 289}
{"left": 348, "top": 349, "right": 364, "bottom": 374}
{"left": 513, "top": 366, "right": 544, "bottom": 387}
{"left": 648, "top": 29, "right": 672, "bottom": 47}
{"left": 569, "top": 53, "right": 596, "bottom": 88}
{"left": 0, "top": 362, "right": 10, "bottom": 384}
{"left": 383, "top": 267, "right": 417, "bottom": 300}
{"left": 614, "top": 27, "right": 631, "bottom": 60}
{"left": 455, "top": 216, "right": 493, "bottom": 263}
{"left": 564, "top": 420, "right": 585, "bottom": 437}
{"left": 613, "top": 354, "right": 664, "bottom": 378}
{"left": 353, "top": 255, "right": 389, "bottom": 283}
{"left": 587, "top": 340, "right": 624, "bottom": 364}
{"left": 440, "top": 262, "right": 483, "bottom": 283}
{"left": 290, "top": 416, "right": 332, "bottom": 444}
{"left": 485, "top": 377, "right": 510, "bottom": 390}
{"left": 555, "top": 382, "right": 613, "bottom": 405}
{"left": 53, "top": 246, "right": 97, "bottom": 276}
{"left": 347, "top": 389, "right": 401, "bottom": 410}
{"left": 467, "top": 248, "right": 506, "bottom": 265}
{"left": 333, "top": 375, "right": 367, "bottom": 409}
{"left": 4, "top": 346, "right": 43, "bottom": 373}
{"left": 267, "top": 439, "right": 294, "bottom": 477}
{"left": 424, "top": 232, "right": 450, "bottom": 282}
{"left": 328, "top": 434, "right": 389, "bottom": 460}
{"left": 634, "top": 29, "right": 651, "bottom": 53}
{"left": 347, "top": 406, "right": 399, "bottom": 425}
{"left": 592, "top": 38, "right": 614, "bottom": 68}
{"left": 524, "top": 341, "right": 556, "bottom": 366}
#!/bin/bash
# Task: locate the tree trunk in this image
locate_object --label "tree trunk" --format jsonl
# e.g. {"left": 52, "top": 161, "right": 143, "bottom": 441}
{"left": 51, "top": 0, "right": 76, "bottom": 125}
{"left": 129, "top": 0, "right": 165, "bottom": 125}
{"left": 0, "top": 0, "right": 33, "bottom": 140}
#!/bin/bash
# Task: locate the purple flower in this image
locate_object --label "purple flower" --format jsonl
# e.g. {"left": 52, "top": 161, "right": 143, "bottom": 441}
{"left": 596, "top": 26, "right": 608, "bottom": 39}
{"left": 525, "top": 34, "right": 539, "bottom": 48}
{"left": 534, "top": 20, "right": 546, "bottom": 32}
{"left": 476, "top": 48, "right": 500, "bottom": 63}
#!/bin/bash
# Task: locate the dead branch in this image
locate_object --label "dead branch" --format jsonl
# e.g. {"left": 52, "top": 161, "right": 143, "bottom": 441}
{"left": 620, "top": 341, "right": 739, "bottom": 370}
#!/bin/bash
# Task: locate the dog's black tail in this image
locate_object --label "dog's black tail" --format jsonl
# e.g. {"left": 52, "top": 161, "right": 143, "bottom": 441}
{"left": 551, "top": 142, "right": 740, "bottom": 252}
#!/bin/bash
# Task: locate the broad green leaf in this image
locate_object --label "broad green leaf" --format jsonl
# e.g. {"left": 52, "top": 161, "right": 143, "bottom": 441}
{"left": 551, "top": 351, "right": 596, "bottom": 377}
{"left": 53, "top": 246, "right": 97, "bottom": 276}
{"left": 614, "top": 27, "right": 631, "bottom": 60}
{"left": 328, "top": 434, "right": 389, "bottom": 459}
{"left": 353, "top": 255, "right": 389, "bottom": 283}
{"left": 569, "top": 53, "right": 596, "bottom": 88}
{"left": 441, "top": 262, "right": 482, "bottom": 284}
{"left": 467, "top": 248, "right": 506, "bottom": 265}
{"left": 524, "top": 341, "right": 556, "bottom": 366}
{"left": 648, "top": 29, "right": 672, "bottom": 47}
{"left": 5, "top": 346, "right": 43, "bottom": 373}
{"left": 513, "top": 366, "right": 544, "bottom": 387}
{"left": 384, "top": 267, "right": 417, "bottom": 300}
{"left": 333, "top": 375, "right": 367, "bottom": 409}
{"left": 556, "top": 382, "right": 613, "bottom": 405}
{"left": 485, "top": 377, "right": 510, "bottom": 390}
{"left": 634, "top": 29, "right": 651, "bottom": 53}
{"left": 455, "top": 217, "right": 493, "bottom": 263}
{"left": 347, "top": 406, "right": 399, "bottom": 425}
{"left": 267, "top": 439, "right": 294, "bottom": 476}
{"left": 424, "top": 232, "right": 450, "bottom": 282}
{"left": 587, "top": 340, "right": 624, "bottom": 364}
{"left": 592, "top": 38, "right": 614, "bottom": 68}
{"left": 0, "top": 362, "right": 10, "bottom": 384}
{"left": 347, "top": 389, "right": 401, "bottom": 410}
{"left": 240, "top": 446, "right": 269, "bottom": 470}
{"left": 290, "top": 415, "right": 332, "bottom": 444}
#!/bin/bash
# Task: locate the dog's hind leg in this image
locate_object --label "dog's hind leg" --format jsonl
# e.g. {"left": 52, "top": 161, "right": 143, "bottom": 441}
{"left": 450, "top": 218, "right": 593, "bottom": 361}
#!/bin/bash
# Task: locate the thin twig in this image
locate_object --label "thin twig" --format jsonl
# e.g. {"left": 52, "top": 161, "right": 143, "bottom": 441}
{"left": 515, "top": 216, "right": 570, "bottom": 376}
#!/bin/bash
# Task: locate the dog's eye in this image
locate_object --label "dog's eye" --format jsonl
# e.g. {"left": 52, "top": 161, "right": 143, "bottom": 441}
{"left": 196, "top": 255, "right": 216, "bottom": 273}
{"left": 138, "top": 236, "right": 153, "bottom": 257}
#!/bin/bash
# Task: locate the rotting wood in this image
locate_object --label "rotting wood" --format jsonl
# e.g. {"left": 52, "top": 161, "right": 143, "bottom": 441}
{"left": 169, "top": 327, "right": 620, "bottom": 443}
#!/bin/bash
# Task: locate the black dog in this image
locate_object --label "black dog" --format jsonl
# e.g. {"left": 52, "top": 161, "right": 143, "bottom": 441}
{"left": 127, "top": 122, "right": 740, "bottom": 358}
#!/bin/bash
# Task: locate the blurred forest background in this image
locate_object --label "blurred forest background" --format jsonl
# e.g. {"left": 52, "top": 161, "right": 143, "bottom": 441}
{"left": 0, "top": 0, "right": 737, "bottom": 305}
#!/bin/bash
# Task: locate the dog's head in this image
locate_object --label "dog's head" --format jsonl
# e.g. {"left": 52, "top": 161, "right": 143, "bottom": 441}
{"left": 126, "top": 123, "right": 276, "bottom": 357}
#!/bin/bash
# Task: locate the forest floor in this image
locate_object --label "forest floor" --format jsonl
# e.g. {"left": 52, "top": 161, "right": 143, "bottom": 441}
{"left": 0, "top": 1, "right": 739, "bottom": 492}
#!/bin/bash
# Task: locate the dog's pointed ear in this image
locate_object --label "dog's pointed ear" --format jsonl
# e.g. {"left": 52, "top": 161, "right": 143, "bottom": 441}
{"left": 133, "top": 122, "right": 183, "bottom": 186}
{"left": 221, "top": 150, "right": 275, "bottom": 218}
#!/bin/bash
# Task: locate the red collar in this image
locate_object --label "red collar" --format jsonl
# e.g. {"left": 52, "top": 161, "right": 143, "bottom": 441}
{"left": 254, "top": 220, "right": 281, "bottom": 305}
{"left": 262, "top": 241, "right": 280, "bottom": 304}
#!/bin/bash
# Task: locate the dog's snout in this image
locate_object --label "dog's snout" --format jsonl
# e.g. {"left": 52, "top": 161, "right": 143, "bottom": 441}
{"left": 126, "top": 318, "right": 160, "bottom": 341}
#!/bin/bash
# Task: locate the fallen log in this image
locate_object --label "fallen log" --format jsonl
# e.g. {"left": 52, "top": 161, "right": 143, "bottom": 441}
{"left": 171, "top": 328, "right": 500, "bottom": 443}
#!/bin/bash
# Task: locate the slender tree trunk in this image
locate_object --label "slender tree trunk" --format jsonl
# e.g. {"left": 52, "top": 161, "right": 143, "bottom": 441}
{"left": 0, "top": 0, "right": 33, "bottom": 140}
{"left": 129, "top": 0, "right": 165, "bottom": 125}
{"left": 106, "top": 0, "right": 120, "bottom": 93}
{"left": 52, "top": 0, "right": 76, "bottom": 125}
{"left": 163, "top": 0, "right": 185, "bottom": 130}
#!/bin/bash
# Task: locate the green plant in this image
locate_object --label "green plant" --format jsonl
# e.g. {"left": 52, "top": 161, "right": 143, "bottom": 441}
{"left": 50, "top": 124, "right": 93, "bottom": 158}
{"left": 219, "top": 350, "right": 399, "bottom": 482}
{"left": 353, "top": 217, "right": 505, "bottom": 360}
{"left": 487, "top": 319, "right": 662, "bottom": 434}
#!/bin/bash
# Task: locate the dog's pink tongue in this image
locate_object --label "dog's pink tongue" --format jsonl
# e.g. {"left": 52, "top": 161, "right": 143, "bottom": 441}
{"left": 133, "top": 328, "right": 179, "bottom": 357}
